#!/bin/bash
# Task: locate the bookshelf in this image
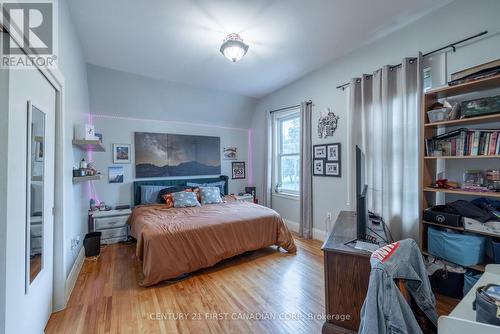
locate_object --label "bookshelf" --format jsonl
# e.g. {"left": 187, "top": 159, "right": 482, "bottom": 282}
{"left": 419, "top": 74, "right": 500, "bottom": 272}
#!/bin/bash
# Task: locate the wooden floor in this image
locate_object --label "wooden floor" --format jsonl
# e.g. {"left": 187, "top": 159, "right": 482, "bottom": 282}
{"left": 46, "top": 236, "right": 457, "bottom": 334}
{"left": 46, "top": 236, "right": 326, "bottom": 334}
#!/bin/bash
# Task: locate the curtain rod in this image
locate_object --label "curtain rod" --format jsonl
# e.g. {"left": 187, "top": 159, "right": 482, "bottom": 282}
{"left": 335, "top": 30, "right": 488, "bottom": 90}
{"left": 269, "top": 100, "right": 312, "bottom": 114}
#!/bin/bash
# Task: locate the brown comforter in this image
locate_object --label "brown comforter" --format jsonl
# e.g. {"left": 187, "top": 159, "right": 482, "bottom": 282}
{"left": 129, "top": 199, "right": 296, "bottom": 286}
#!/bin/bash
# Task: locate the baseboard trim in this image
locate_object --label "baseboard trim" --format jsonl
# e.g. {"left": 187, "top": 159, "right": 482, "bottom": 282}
{"left": 62, "top": 247, "right": 84, "bottom": 309}
{"left": 284, "top": 219, "right": 326, "bottom": 242}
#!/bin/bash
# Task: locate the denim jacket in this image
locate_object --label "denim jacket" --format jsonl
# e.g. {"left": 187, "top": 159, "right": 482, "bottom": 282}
{"left": 359, "top": 239, "right": 437, "bottom": 334}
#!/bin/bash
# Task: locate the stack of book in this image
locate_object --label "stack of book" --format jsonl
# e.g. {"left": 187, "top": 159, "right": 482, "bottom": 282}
{"left": 425, "top": 128, "right": 500, "bottom": 157}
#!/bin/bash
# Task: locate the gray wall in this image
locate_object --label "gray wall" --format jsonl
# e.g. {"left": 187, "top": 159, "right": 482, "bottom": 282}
{"left": 86, "top": 65, "right": 258, "bottom": 207}
{"left": 54, "top": 0, "right": 91, "bottom": 309}
{"left": 251, "top": 0, "right": 500, "bottom": 240}
{"left": 87, "top": 64, "right": 257, "bottom": 128}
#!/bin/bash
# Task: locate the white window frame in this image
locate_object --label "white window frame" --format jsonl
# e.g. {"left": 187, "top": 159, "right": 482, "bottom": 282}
{"left": 272, "top": 108, "right": 300, "bottom": 197}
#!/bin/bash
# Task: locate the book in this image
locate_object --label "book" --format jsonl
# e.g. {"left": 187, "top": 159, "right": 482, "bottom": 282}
{"left": 472, "top": 131, "right": 480, "bottom": 156}
{"left": 489, "top": 132, "right": 498, "bottom": 155}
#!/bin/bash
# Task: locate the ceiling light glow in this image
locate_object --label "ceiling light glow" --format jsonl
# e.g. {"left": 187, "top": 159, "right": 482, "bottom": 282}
{"left": 220, "top": 33, "right": 249, "bottom": 62}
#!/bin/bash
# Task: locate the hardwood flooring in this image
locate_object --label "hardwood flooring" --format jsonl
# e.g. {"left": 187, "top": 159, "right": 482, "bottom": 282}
{"left": 46, "top": 237, "right": 325, "bottom": 334}
{"left": 46, "top": 236, "right": 457, "bottom": 334}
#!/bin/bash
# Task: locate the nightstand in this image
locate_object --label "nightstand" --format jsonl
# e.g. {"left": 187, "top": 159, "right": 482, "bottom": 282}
{"left": 89, "top": 208, "right": 132, "bottom": 244}
{"left": 235, "top": 194, "right": 254, "bottom": 203}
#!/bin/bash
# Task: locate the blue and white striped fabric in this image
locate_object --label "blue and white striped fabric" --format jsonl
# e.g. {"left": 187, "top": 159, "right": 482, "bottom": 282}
{"left": 172, "top": 191, "right": 200, "bottom": 208}
{"left": 199, "top": 186, "right": 223, "bottom": 205}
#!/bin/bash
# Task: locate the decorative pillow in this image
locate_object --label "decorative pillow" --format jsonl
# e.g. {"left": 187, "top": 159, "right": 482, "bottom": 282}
{"left": 172, "top": 191, "right": 201, "bottom": 208}
{"left": 187, "top": 181, "right": 225, "bottom": 196}
{"left": 199, "top": 186, "right": 223, "bottom": 205}
{"left": 157, "top": 186, "right": 192, "bottom": 203}
{"left": 140, "top": 185, "right": 171, "bottom": 204}
{"left": 162, "top": 189, "right": 196, "bottom": 208}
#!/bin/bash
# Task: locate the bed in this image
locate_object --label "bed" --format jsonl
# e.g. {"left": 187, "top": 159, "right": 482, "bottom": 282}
{"left": 130, "top": 176, "right": 296, "bottom": 286}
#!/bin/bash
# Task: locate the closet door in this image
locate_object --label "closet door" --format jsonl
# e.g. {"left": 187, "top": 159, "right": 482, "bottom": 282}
{"left": 5, "top": 67, "right": 56, "bottom": 334}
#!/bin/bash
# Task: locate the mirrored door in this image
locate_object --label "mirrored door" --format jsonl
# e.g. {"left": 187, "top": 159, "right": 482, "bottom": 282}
{"left": 26, "top": 102, "right": 45, "bottom": 286}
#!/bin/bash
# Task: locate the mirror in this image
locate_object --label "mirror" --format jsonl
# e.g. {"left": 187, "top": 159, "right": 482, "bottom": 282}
{"left": 27, "top": 103, "right": 45, "bottom": 286}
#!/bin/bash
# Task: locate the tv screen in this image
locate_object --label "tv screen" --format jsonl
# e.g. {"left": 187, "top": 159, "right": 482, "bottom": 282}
{"left": 356, "top": 146, "right": 368, "bottom": 239}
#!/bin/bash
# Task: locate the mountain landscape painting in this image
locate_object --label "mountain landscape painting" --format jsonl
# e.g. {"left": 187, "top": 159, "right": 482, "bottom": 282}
{"left": 134, "top": 132, "right": 221, "bottom": 178}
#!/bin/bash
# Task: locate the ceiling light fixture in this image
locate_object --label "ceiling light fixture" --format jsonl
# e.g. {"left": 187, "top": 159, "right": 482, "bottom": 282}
{"left": 220, "top": 33, "right": 249, "bottom": 62}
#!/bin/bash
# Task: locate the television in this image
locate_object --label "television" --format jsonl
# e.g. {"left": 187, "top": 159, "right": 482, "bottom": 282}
{"left": 356, "top": 146, "right": 368, "bottom": 240}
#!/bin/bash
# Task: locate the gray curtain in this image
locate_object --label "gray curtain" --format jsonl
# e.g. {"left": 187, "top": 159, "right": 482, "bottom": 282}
{"left": 349, "top": 56, "right": 421, "bottom": 241}
{"left": 262, "top": 111, "right": 273, "bottom": 208}
{"left": 299, "top": 101, "right": 313, "bottom": 239}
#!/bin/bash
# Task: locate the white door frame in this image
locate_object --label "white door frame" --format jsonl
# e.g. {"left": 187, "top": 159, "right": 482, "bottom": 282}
{"left": 2, "top": 21, "right": 68, "bottom": 311}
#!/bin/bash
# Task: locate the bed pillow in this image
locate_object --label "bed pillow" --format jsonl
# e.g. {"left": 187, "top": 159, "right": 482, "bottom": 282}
{"left": 162, "top": 188, "right": 200, "bottom": 208}
{"left": 172, "top": 191, "right": 201, "bottom": 208}
{"left": 199, "top": 186, "right": 223, "bottom": 205}
{"left": 187, "top": 181, "right": 225, "bottom": 196}
{"left": 157, "top": 186, "right": 192, "bottom": 203}
{"left": 140, "top": 185, "right": 172, "bottom": 204}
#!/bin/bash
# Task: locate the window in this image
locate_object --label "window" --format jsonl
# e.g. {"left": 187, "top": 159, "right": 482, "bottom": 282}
{"left": 273, "top": 110, "right": 300, "bottom": 195}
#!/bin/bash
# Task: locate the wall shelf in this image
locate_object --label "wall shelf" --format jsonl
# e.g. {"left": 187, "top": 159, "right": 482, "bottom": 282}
{"left": 423, "top": 187, "right": 500, "bottom": 199}
{"left": 425, "top": 74, "right": 500, "bottom": 99}
{"left": 424, "top": 155, "right": 500, "bottom": 160}
{"left": 424, "top": 113, "right": 500, "bottom": 128}
{"left": 421, "top": 251, "right": 487, "bottom": 272}
{"left": 419, "top": 73, "right": 500, "bottom": 269}
{"left": 72, "top": 139, "right": 105, "bottom": 152}
{"left": 72, "top": 175, "right": 102, "bottom": 183}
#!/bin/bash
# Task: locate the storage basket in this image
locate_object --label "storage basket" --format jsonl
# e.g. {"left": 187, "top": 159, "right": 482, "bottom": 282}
{"left": 427, "top": 226, "right": 486, "bottom": 266}
{"left": 427, "top": 108, "right": 450, "bottom": 123}
{"left": 463, "top": 270, "right": 482, "bottom": 295}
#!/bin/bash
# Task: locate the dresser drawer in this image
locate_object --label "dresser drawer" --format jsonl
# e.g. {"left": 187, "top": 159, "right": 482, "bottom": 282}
{"left": 100, "top": 226, "right": 128, "bottom": 240}
{"left": 94, "top": 215, "right": 128, "bottom": 230}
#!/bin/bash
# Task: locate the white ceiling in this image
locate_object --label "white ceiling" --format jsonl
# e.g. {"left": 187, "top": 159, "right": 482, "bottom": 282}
{"left": 68, "top": 0, "right": 453, "bottom": 98}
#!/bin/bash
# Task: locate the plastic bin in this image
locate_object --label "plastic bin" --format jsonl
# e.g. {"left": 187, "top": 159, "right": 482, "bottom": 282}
{"left": 427, "top": 226, "right": 486, "bottom": 266}
{"left": 427, "top": 108, "right": 450, "bottom": 123}
{"left": 83, "top": 232, "right": 102, "bottom": 257}
{"left": 430, "top": 269, "right": 464, "bottom": 299}
{"left": 463, "top": 270, "right": 482, "bottom": 295}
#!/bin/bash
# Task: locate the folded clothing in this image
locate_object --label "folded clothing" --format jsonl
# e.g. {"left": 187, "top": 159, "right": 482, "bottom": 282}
{"left": 446, "top": 200, "right": 496, "bottom": 223}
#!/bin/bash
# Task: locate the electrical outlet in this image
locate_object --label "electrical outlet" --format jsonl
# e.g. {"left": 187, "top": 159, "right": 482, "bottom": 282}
{"left": 71, "top": 237, "right": 81, "bottom": 250}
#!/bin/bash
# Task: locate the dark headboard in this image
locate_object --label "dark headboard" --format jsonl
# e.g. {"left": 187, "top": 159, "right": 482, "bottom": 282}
{"left": 133, "top": 175, "right": 229, "bottom": 206}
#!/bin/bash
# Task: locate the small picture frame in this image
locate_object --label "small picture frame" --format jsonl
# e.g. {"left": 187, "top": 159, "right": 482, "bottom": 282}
{"left": 314, "top": 145, "right": 327, "bottom": 159}
{"left": 232, "top": 161, "right": 246, "bottom": 179}
{"left": 325, "top": 162, "right": 341, "bottom": 177}
{"left": 313, "top": 160, "right": 324, "bottom": 176}
{"left": 108, "top": 166, "right": 124, "bottom": 183}
{"left": 113, "top": 144, "right": 131, "bottom": 164}
{"left": 327, "top": 143, "right": 340, "bottom": 162}
{"left": 223, "top": 147, "right": 237, "bottom": 160}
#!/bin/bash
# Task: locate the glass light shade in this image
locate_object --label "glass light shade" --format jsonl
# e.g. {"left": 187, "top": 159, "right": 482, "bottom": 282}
{"left": 220, "top": 34, "right": 249, "bottom": 62}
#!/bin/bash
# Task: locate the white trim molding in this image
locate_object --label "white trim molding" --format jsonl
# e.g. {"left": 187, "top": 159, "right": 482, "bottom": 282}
{"left": 284, "top": 219, "right": 327, "bottom": 242}
{"left": 61, "top": 246, "right": 84, "bottom": 311}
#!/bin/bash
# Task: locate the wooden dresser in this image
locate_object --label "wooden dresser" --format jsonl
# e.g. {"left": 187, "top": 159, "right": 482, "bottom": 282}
{"left": 321, "top": 211, "right": 387, "bottom": 333}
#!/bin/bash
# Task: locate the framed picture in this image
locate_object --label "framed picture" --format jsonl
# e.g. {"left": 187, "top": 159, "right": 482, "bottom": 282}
{"left": 113, "top": 144, "right": 131, "bottom": 164}
{"left": 313, "top": 160, "right": 324, "bottom": 176}
{"left": 135, "top": 132, "right": 220, "bottom": 178}
{"left": 327, "top": 143, "right": 340, "bottom": 162}
{"left": 325, "top": 162, "right": 341, "bottom": 177}
{"left": 232, "top": 162, "right": 246, "bottom": 179}
{"left": 108, "top": 166, "right": 124, "bottom": 183}
{"left": 313, "top": 145, "right": 327, "bottom": 159}
{"left": 223, "top": 147, "right": 237, "bottom": 160}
